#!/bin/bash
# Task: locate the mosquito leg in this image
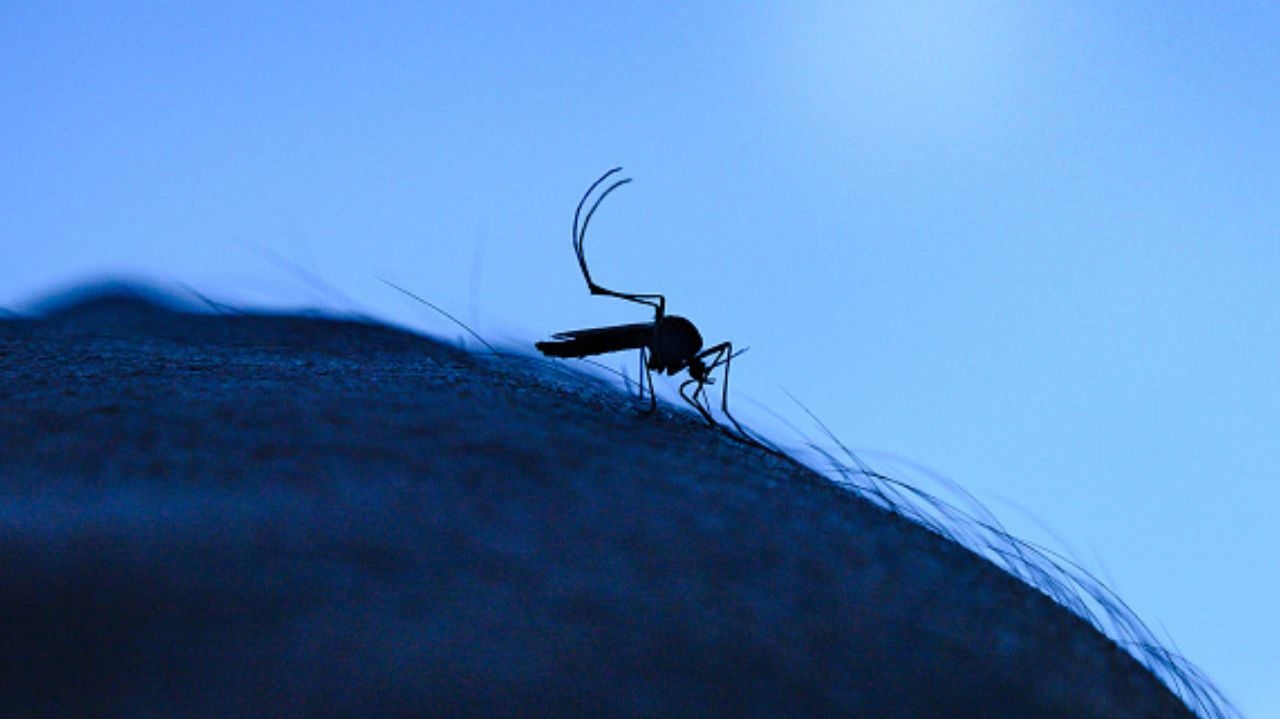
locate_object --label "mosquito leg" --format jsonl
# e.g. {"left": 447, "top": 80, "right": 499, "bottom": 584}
{"left": 575, "top": 175, "right": 631, "bottom": 292}
{"left": 634, "top": 346, "right": 658, "bottom": 414}
{"left": 680, "top": 378, "right": 716, "bottom": 426}
{"left": 646, "top": 363, "right": 657, "bottom": 414}
{"left": 693, "top": 342, "right": 760, "bottom": 444}
{"left": 639, "top": 347, "right": 650, "bottom": 408}
{"left": 635, "top": 346, "right": 647, "bottom": 403}
{"left": 711, "top": 344, "right": 751, "bottom": 440}
{"left": 573, "top": 167, "right": 625, "bottom": 245}
{"left": 572, "top": 169, "right": 666, "bottom": 319}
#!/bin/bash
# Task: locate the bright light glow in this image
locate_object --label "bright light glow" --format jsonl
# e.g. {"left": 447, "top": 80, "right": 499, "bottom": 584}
{"left": 770, "top": 2, "right": 1023, "bottom": 136}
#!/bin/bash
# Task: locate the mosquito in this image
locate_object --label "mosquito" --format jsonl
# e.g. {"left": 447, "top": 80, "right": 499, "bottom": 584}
{"left": 536, "top": 167, "right": 751, "bottom": 441}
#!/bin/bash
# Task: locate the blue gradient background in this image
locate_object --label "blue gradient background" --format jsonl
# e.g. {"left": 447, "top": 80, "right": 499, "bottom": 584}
{"left": 3, "top": 4, "right": 1275, "bottom": 715}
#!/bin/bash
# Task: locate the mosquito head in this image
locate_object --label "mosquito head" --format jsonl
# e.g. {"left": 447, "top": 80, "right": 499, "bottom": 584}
{"left": 686, "top": 355, "right": 714, "bottom": 384}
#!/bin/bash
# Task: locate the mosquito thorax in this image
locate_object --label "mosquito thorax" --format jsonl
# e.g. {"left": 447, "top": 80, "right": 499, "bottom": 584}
{"left": 657, "top": 315, "right": 703, "bottom": 344}
{"left": 687, "top": 356, "right": 709, "bottom": 381}
{"left": 649, "top": 315, "right": 703, "bottom": 373}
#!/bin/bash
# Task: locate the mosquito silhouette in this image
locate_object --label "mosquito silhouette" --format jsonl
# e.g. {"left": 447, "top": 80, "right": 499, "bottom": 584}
{"left": 536, "top": 167, "right": 751, "bottom": 440}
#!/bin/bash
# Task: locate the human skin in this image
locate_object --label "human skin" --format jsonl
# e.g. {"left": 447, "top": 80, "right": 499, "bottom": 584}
{"left": 0, "top": 288, "right": 1197, "bottom": 718}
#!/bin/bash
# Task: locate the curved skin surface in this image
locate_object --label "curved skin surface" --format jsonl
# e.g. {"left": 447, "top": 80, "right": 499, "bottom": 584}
{"left": 0, "top": 287, "right": 1196, "bottom": 718}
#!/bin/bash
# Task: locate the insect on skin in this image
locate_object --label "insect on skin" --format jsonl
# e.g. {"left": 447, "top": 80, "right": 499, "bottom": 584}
{"left": 536, "top": 167, "right": 752, "bottom": 441}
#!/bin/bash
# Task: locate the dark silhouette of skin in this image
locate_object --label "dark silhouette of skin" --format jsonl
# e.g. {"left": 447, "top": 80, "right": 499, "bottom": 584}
{"left": 536, "top": 167, "right": 749, "bottom": 440}
{"left": 0, "top": 288, "right": 1209, "bottom": 718}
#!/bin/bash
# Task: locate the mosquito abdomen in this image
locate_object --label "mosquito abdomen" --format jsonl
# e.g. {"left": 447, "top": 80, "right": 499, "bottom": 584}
{"left": 535, "top": 323, "right": 654, "bottom": 359}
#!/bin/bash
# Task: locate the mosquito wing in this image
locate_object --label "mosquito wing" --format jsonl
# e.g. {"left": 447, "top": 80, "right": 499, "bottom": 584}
{"left": 535, "top": 322, "right": 654, "bottom": 359}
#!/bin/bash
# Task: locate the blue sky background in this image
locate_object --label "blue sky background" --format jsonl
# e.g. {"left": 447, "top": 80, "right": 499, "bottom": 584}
{"left": 2, "top": 3, "right": 1276, "bottom": 715}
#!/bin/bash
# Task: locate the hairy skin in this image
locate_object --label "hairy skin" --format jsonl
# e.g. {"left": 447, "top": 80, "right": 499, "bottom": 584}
{"left": 0, "top": 287, "right": 1197, "bottom": 718}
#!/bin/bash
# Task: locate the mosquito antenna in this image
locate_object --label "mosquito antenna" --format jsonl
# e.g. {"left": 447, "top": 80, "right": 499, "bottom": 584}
{"left": 380, "top": 277, "right": 501, "bottom": 357}
{"left": 708, "top": 346, "right": 749, "bottom": 372}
